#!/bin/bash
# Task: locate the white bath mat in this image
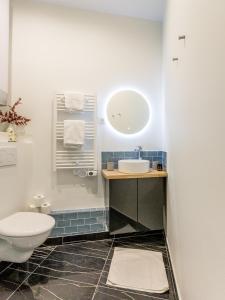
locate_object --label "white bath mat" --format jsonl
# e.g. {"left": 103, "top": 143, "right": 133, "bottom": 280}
{"left": 107, "top": 247, "right": 169, "bottom": 294}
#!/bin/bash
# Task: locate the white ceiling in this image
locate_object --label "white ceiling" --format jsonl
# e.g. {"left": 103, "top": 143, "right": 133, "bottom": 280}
{"left": 38, "top": 0, "right": 166, "bottom": 22}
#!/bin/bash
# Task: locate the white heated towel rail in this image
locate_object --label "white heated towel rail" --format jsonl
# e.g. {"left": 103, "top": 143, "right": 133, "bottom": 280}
{"left": 53, "top": 93, "right": 97, "bottom": 172}
{"left": 55, "top": 151, "right": 95, "bottom": 170}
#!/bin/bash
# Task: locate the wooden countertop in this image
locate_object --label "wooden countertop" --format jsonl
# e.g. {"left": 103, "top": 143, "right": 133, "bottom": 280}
{"left": 102, "top": 169, "right": 168, "bottom": 180}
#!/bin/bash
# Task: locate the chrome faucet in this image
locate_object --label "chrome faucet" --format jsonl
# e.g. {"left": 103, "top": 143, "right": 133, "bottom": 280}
{"left": 134, "top": 146, "right": 142, "bottom": 160}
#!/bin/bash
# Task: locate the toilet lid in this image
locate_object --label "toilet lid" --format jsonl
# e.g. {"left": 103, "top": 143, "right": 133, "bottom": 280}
{"left": 0, "top": 212, "right": 55, "bottom": 237}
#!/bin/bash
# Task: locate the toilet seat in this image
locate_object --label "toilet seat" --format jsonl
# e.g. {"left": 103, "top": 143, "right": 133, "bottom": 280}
{"left": 0, "top": 212, "right": 55, "bottom": 237}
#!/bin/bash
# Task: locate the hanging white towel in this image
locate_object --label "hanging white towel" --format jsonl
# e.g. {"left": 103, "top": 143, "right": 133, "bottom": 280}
{"left": 64, "top": 120, "right": 85, "bottom": 146}
{"left": 64, "top": 93, "right": 84, "bottom": 111}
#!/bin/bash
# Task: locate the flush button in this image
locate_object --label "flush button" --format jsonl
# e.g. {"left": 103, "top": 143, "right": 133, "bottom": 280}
{"left": 0, "top": 146, "right": 17, "bottom": 166}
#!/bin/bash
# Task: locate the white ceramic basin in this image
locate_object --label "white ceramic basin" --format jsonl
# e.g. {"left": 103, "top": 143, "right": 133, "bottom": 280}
{"left": 118, "top": 159, "right": 150, "bottom": 174}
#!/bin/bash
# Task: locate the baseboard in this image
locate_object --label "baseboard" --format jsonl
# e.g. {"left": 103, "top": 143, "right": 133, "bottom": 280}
{"left": 166, "top": 237, "right": 182, "bottom": 300}
{"left": 43, "top": 230, "right": 164, "bottom": 247}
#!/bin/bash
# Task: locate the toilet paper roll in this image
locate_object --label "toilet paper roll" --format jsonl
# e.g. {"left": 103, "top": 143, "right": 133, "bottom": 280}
{"left": 41, "top": 202, "right": 51, "bottom": 214}
{"left": 33, "top": 194, "right": 45, "bottom": 207}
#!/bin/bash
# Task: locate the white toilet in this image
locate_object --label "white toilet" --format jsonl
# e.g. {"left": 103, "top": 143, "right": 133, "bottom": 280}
{"left": 0, "top": 212, "right": 55, "bottom": 263}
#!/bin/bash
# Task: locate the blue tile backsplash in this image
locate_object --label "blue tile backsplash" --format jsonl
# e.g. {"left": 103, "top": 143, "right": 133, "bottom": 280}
{"left": 101, "top": 151, "right": 167, "bottom": 170}
{"left": 50, "top": 208, "right": 107, "bottom": 237}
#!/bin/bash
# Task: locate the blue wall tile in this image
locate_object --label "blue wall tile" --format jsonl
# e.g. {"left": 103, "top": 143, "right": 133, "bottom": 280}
{"left": 91, "top": 224, "right": 104, "bottom": 232}
{"left": 91, "top": 210, "right": 104, "bottom": 217}
{"left": 102, "top": 163, "right": 107, "bottom": 169}
{"left": 56, "top": 220, "right": 70, "bottom": 227}
{"left": 64, "top": 212, "right": 78, "bottom": 220}
{"left": 71, "top": 219, "right": 84, "bottom": 226}
{"left": 151, "top": 151, "right": 158, "bottom": 157}
{"left": 50, "top": 208, "right": 107, "bottom": 237}
{"left": 101, "top": 151, "right": 167, "bottom": 170}
{"left": 53, "top": 214, "right": 64, "bottom": 221}
{"left": 77, "top": 225, "right": 90, "bottom": 233}
{"left": 124, "top": 151, "right": 138, "bottom": 159}
{"left": 102, "top": 152, "right": 113, "bottom": 163}
{"left": 65, "top": 226, "right": 78, "bottom": 234}
{"left": 113, "top": 152, "right": 125, "bottom": 158}
{"left": 51, "top": 227, "right": 65, "bottom": 237}
{"left": 85, "top": 217, "right": 97, "bottom": 225}
{"left": 78, "top": 211, "right": 91, "bottom": 218}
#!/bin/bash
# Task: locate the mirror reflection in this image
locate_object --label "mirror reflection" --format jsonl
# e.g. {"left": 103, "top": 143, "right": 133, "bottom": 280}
{"left": 107, "top": 90, "right": 150, "bottom": 134}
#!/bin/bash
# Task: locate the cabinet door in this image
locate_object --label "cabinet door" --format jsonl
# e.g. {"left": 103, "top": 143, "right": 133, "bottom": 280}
{"left": 109, "top": 179, "right": 138, "bottom": 234}
{"left": 138, "top": 178, "right": 166, "bottom": 230}
{"left": 110, "top": 179, "right": 137, "bottom": 221}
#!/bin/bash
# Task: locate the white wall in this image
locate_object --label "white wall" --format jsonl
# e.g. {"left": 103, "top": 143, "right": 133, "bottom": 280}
{"left": 10, "top": 0, "right": 163, "bottom": 211}
{"left": 0, "top": 0, "right": 9, "bottom": 93}
{"left": 164, "top": 0, "right": 225, "bottom": 299}
{"left": 0, "top": 138, "right": 33, "bottom": 219}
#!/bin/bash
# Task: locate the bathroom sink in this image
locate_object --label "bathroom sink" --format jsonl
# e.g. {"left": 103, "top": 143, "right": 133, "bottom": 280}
{"left": 118, "top": 159, "right": 150, "bottom": 174}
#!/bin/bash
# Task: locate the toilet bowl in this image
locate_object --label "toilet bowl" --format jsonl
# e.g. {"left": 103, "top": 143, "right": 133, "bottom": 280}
{"left": 0, "top": 212, "right": 55, "bottom": 263}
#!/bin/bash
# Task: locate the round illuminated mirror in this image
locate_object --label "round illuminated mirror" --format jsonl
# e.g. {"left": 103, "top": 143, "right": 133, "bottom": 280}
{"left": 106, "top": 90, "right": 150, "bottom": 135}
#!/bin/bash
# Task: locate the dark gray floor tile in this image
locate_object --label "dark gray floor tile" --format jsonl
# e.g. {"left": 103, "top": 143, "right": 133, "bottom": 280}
{"left": 55, "top": 240, "right": 112, "bottom": 259}
{"left": 45, "top": 249, "right": 107, "bottom": 273}
{"left": 112, "top": 230, "right": 164, "bottom": 239}
{"left": 10, "top": 246, "right": 54, "bottom": 273}
{"left": 0, "top": 261, "right": 11, "bottom": 273}
{"left": 42, "top": 236, "right": 63, "bottom": 246}
{"left": 34, "top": 261, "right": 101, "bottom": 286}
{"left": 0, "top": 268, "right": 29, "bottom": 300}
{"left": 42, "top": 240, "right": 112, "bottom": 277}
{"left": 10, "top": 261, "right": 39, "bottom": 274}
{"left": 113, "top": 239, "right": 167, "bottom": 253}
{"left": 30, "top": 242, "right": 110, "bottom": 288}
{"left": 165, "top": 269, "right": 179, "bottom": 300}
{"left": 101, "top": 247, "right": 114, "bottom": 273}
{"left": 114, "top": 233, "right": 166, "bottom": 247}
{"left": 33, "top": 246, "right": 55, "bottom": 259}
{"left": 9, "top": 273, "right": 96, "bottom": 300}
{"left": 94, "top": 285, "right": 166, "bottom": 300}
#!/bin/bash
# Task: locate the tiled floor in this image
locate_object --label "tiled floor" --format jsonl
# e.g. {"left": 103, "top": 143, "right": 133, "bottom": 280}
{"left": 0, "top": 233, "right": 178, "bottom": 300}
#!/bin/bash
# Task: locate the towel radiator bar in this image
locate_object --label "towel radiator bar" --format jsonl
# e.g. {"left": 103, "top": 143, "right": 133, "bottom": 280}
{"left": 53, "top": 93, "right": 97, "bottom": 172}
{"left": 56, "top": 150, "right": 95, "bottom": 169}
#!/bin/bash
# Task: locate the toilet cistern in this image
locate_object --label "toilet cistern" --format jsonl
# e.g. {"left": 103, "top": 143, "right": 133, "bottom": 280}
{"left": 134, "top": 146, "right": 142, "bottom": 160}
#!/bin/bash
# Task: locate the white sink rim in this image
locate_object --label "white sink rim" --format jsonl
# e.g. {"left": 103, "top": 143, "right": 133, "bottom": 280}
{"left": 118, "top": 159, "right": 150, "bottom": 174}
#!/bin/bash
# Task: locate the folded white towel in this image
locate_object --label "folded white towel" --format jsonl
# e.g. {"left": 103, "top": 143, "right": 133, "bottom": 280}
{"left": 64, "top": 120, "right": 85, "bottom": 146}
{"left": 64, "top": 93, "right": 84, "bottom": 111}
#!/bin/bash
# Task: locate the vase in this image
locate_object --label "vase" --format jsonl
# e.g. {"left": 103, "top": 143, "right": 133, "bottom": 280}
{"left": 6, "top": 124, "right": 17, "bottom": 142}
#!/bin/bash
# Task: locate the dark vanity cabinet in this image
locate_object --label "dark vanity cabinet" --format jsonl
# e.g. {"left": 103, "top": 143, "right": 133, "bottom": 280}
{"left": 109, "top": 177, "right": 166, "bottom": 235}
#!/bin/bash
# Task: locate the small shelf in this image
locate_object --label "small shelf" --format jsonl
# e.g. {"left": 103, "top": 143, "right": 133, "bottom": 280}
{"left": 102, "top": 169, "right": 168, "bottom": 180}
